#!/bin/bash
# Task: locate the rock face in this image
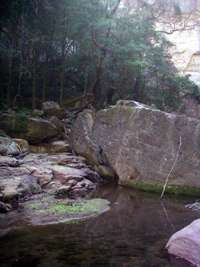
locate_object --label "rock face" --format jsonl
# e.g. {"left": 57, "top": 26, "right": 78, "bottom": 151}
{"left": 72, "top": 100, "right": 200, "bottom": 194}
{"left": 72, "top": 109, "right": 116, "bottom": 180}
{"left": 166, "top": 219, "right": 200, "bottom": 267}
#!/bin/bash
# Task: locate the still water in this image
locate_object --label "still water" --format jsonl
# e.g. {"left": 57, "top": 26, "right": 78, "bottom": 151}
{"left": 0, "top": 185, "right": 199, "bottom": 267}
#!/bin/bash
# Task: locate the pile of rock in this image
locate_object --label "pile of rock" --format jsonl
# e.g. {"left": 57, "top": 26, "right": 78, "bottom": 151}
{"left": 0, "top": 152, "right": 101, "bottom": 212}
{"left": 0, "top": 101, "right": 102, "bottom": 213}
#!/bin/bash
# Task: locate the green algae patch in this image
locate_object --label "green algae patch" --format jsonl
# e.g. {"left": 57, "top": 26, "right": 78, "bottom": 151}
{"left": 48, "top": 199, "right": 109, "bottom": 215}
{"left": 22, "top": 195, "right": 110, "bottom": 226}
{"left": 122, "top": 180, "right": 200, "bottom": 197}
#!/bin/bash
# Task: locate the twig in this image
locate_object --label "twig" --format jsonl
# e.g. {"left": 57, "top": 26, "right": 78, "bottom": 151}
{"left": 160, "top": 136, "right": 182, "bottom": 199}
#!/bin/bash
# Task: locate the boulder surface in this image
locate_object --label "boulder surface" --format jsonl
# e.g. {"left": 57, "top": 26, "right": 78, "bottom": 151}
{"left": 72, "top": 100, "right": 200, "bottom": 194}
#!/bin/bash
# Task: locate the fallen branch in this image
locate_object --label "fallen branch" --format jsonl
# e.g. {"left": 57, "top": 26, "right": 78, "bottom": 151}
{"left": 160, "top": 136, "right": 182, "bottom": 199}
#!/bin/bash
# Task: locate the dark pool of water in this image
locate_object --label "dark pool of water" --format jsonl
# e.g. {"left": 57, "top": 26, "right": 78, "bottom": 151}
{"left": 0, "top": 185, "right": 199, "bottom": 267}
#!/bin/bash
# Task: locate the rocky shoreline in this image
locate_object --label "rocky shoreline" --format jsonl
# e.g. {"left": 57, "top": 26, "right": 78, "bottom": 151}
{"left": 0, "top": 101, "right": 110, "bottom": 229}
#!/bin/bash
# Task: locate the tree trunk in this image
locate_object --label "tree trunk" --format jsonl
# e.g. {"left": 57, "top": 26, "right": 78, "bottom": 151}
{"left": 7, "top": 53, "right": 13, "bottom": 107}
{"left": 60, "top": 60, "right": 65, "bottom": 106}
{"left": 32, "top": 55, "right": 37, "bottom": 110}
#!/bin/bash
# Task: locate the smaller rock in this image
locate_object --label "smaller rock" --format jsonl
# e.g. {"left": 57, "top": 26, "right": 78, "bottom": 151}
{"left": 1, "top": 175, "right": 41, "bottom": 201}
{"left": 32, "top": 109, "right": 44, "bottom": 117}
{"left": 0, "top": 129, "right": 8, "bottom": 137}
{"left": 17, "top": 175, "right": 41, "bottom": 196}
{"left": 52, "top": 165, "right": 85, "bottom": 184}
{"left": 42, "top": 101, "right": 65, "bottom": 119}
{"left": 2, "top": 187, "right": 19, "bottom": 201}
{"left": 14, "top": 139, "right": 29, "bottom": 153}
{"left": 30, "top": 141, "right": 71, "bottom": 154}
{"left": 50, "top": 116, "right": 64, "bottom": 133}
{"left": 0, "top": 156, "right": 21, "bottom": 167}
{"left": 67, "top": 179, "right": 78, "bottom": 187}
{"left": 55, "top": 185, "right": 71, "bottom": 198}
{"left": 0, "top": 201, "right": 12, "bottom": 213}
{"left": 26, "top": 117, "right": 59, "bottom": 144}
{"left": 0, "top": 136, "right": 20, "bottom": 156}
{"left": 31, "top": 168, "right": 53, "bottom": 187}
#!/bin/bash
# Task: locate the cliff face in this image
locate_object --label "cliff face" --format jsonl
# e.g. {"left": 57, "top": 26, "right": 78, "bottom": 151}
{"left": 154, "top": 0, "right": 200, "bottom": 86}
{"left": 124, "top": 0, "right": 200, "bottom": 86}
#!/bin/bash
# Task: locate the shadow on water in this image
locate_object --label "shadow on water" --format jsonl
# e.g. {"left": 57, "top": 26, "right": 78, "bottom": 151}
{"left": 0, "top": 185, "right": 199, "bottom": 267}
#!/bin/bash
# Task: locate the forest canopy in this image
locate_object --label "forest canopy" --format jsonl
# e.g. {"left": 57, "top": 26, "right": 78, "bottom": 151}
{"left": 0, "top": 0, "right": 198, "bottom": 111}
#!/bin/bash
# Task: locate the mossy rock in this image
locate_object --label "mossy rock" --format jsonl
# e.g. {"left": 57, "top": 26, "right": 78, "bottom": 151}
{"left": 0, "top": 113, "right": 28, "bottom": 136}
{"left": 22, "top": 195, "right": 110, "bottom": 225}
{"left": 123, "top": 180, "right": 200, "bottom": 197}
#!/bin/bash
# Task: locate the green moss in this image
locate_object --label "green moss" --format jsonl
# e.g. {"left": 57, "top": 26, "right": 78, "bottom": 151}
{"left": 49, "top": 203, "right": 86, "bottom": 214}
{"left": 123, "top": 180, "right": 200, "bottom": 197}
{"left": 26, "top": 197, "right": 110, "bottom": 217}
{"left": 47, "top": 199, "right": 109, "bottom": 215}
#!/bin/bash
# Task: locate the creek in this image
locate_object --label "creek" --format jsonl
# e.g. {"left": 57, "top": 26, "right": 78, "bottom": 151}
{"left": 0, "top": 185, "right": 199, "bottom": 267}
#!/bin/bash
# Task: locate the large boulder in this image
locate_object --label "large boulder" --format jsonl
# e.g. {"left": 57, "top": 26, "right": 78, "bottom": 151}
{"left": 0, "top": 113, "right": 60, "bottom": 144}
{"left": 42, "top": 101, "right": 65, "bottom": 119}
{"left": 24, "top": 118, "right": 59, "bottom": 144}
{"left": 166, "top": 219, "right": 200, "bottom": 267}
{"left": 72, "top": 100, "right": 200, "bottom": 194}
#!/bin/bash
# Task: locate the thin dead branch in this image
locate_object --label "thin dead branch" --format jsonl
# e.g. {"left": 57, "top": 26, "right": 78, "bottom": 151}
{"left": 160, "top": 136, "right": 182, "bottom": 199}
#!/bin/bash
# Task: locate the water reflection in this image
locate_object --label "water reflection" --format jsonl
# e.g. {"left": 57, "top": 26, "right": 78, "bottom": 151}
{"left": 0, "top": 185, "right": 198, "bottom": 267}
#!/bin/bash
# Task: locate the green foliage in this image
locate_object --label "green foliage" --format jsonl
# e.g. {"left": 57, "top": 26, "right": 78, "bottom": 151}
{"left": 0, "top": 0, "right": 199, "bottom": 111}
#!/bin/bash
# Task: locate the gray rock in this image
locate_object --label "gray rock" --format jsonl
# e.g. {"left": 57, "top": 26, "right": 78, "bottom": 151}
{"left": 32, "top": 109, "right": 44, "bottom": 117}
{"left": 72, "top": 100, "right": 200, "bottom": 192}
{"left": 0, "top": 113, "right": 60, "bottom": 144}
{"left": 13, "top": 139, "right": 29, "bottom": 153}
{"left": 55, "top": 185, "right": 71, "bottom": 197}
{"left": 166, "top": 219, "right": 200, "bottom": 267}
{"left": 1, "top": 175, "right": 41, "bottom": 201}
{"left": 0, "top": 137, "right": 21, "bottom": 156}
{"left": 42, "top": 101, "right": 65, "bottom": 119}
{"left": 71, "top": 109, "right": 116, "bottom": 180}
{"left": 30, "top": 141, "right": 71, "bottom": 154}
{"left": 0, "top": 201, "right": 12, "bottom": 213}
{"left": 25, "top": 118, "right": 59, "bottom": 144}
{"left": 0, "top": 156, "right": 21, "bottom": 167}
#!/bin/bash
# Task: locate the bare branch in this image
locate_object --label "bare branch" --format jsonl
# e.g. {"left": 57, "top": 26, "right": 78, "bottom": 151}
{"left": 161, "top": 136, "right": 182, "bottom": 199}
